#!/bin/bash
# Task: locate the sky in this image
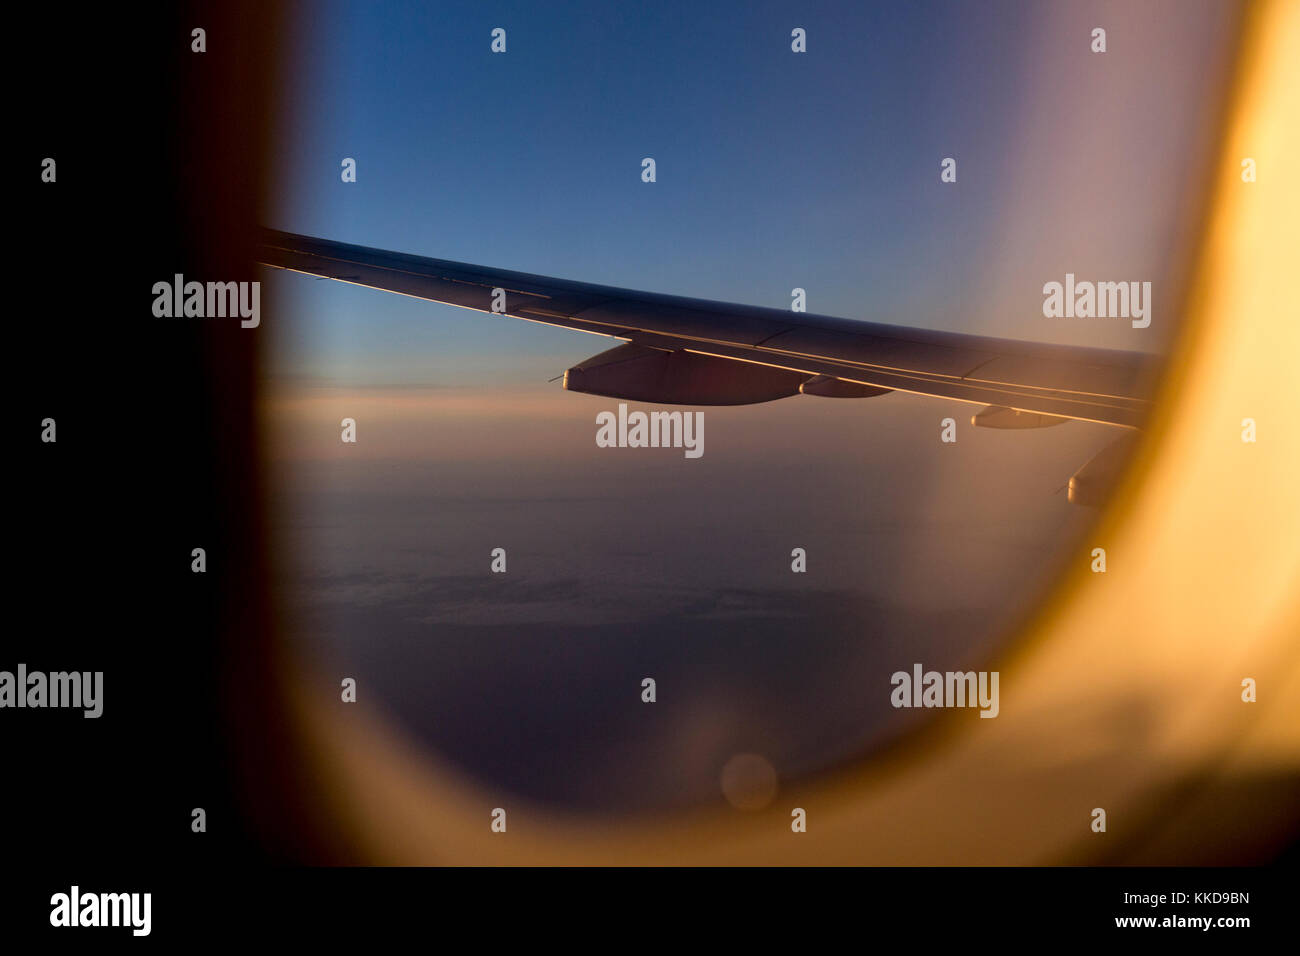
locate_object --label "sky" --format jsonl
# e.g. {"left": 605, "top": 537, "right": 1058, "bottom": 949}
{"left": 266, "top": 0, "right": 1236, "bottom": 387}
{"left": 260, "top": 0, "right": 1239, "bottom": 813}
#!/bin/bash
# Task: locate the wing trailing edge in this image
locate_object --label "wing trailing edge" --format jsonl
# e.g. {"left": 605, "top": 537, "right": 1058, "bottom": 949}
{"left": 256, "top": 229, "right": 1160, "bottom": 428}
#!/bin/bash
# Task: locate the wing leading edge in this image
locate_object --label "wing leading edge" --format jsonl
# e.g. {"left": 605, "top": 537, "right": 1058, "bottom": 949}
{"left": 256, "top": 229, "right": 1159, "bottom": 428}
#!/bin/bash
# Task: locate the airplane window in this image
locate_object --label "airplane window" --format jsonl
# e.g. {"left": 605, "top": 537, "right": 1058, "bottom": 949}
{"left": 261, "top": 1, "right": 1242, "bottom": 813}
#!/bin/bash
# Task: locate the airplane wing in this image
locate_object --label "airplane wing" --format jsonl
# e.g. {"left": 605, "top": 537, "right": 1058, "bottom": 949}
{"left": 256, "top": 229, "right": 1159, "bottom": 430}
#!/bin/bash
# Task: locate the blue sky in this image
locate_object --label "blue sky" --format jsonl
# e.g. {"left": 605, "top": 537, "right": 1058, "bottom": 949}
{"left": 266, "top": 0, "right": 1234, "bottom": 387}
